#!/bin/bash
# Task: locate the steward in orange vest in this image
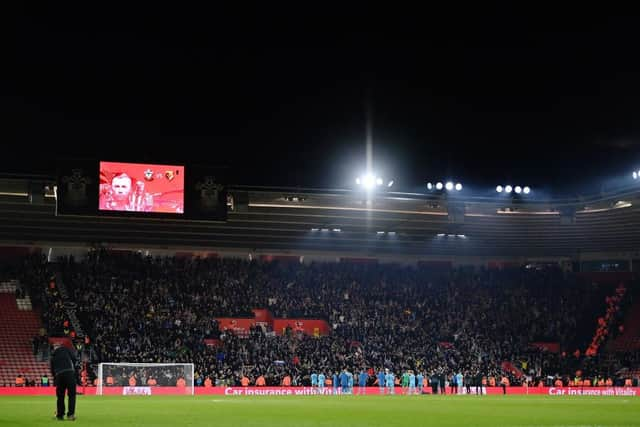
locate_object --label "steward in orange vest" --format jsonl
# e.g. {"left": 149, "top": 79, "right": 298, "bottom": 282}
{"left": 500, "top": 376, "right": 509, "bottom": 395}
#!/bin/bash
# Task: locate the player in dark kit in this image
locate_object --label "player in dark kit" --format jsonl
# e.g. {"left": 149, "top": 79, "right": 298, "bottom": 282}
{"left": 50, "top": 343, "right": 78, "bottom": 421}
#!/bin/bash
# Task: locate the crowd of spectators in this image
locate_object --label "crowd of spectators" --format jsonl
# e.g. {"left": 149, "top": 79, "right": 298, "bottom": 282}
{"left": 13, "top": 250, "right": 640, "bottom": 388}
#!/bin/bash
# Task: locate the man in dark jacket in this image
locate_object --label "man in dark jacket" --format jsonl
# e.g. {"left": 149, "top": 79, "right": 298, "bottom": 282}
{"left": 50, "top": 343, "right": 77, "bottom": 421}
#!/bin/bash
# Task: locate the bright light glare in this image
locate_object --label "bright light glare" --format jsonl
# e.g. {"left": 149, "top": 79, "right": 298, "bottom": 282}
{"left": 427, "top": 182, "right": 433, "bottom": 190}
{"left": 363, "top": 174, "right": 375, "bottom": 189}
{"left": 505, "top": 185, "right": 513, "bottom": 193}
{"left": 445, "top": 182, "right": 454, "bottom": 191}
{"left": 634, "top": 172, "right": 638, "bottom": 180}
{"left": 357, "top": 174, "right": 387, "bottom": 190}
{"left": 436, "top": 182, "right": 443, "bottom": 190}
{"left": 496, "top": 185, "right": 503, "bottom": 193}
{"left": 455, "top": 183, "right": 462, "bottom": 191}
{"left": 515, "top": 186, "right": 522, "bottom": 194}
{"left": 523, "top": 186, "right": 531, "bottom": 194}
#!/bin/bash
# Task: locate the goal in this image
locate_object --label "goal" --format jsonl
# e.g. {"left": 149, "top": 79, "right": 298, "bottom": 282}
{"left": 97, "top": 363, "right": 194, "bottom": 396}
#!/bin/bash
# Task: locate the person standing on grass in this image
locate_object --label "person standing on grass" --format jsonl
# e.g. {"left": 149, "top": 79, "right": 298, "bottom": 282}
{"left": 340, "top": 369, "right": 349, "bottom": 394}
{"left": 50, "top": 343, "right": 77, "bottom": 421}
{"left": 500, "top": 376, "right": 509, "bottom": 395}
{"left": 401, "top": 370, "right": 409, "bottom": 395}
{"left": 408, "top": 370, "right": 416, "bottom": 395}
{"left": 416, "top": 371, "right": 424, "bottom": 395}
{"left": 347, "top": 370, "right": 354, "bottom": 394}
{"left": 358, "top": 370, "right": 368, "bottom": 395}
{"left": 377, "top": 370, "right": 386, "bottom": 395}
{"left": 456, "top": 371, "right": 464, "bottom": 395}
{"left": 385, "top": 369, "right": 395, "bottom": 395}
{"left": 430, "top": 372, "right": 439, "bottom": 394}
{"left": 475, "top": 372, "right": 483, "bottom": 395}
{"left": 317, "top": 372, "right": 326, "bottom": 393}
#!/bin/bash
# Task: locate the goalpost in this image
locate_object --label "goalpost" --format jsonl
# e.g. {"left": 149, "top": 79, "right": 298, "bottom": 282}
{"left": 97, "top": 362, "right": 194, "bottom": 396}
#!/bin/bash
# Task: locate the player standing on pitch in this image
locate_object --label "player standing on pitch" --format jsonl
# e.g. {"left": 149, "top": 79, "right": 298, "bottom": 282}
{"left": 50, "top": 342, "right": 77, "bottom": 421}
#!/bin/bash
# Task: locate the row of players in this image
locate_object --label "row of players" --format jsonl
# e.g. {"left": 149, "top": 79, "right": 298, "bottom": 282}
{"left": 306, "top": 369, "right": 493, "bottom": 395}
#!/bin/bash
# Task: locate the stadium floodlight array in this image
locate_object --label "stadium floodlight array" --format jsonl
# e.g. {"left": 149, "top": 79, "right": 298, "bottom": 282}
{"left": 633, "top": 170, "right": 640, "bottom": 180}
{"left": 496, "top": 185, "right": 530, "bottom": 194}
{"left": 427, "top": 181, "right": 463, "bottom": 192}
{"left": 97, "top": 362, "right": 194, "bottom": 396}
{"left": 355, "top": 173, "right": 392, "bottom": 190}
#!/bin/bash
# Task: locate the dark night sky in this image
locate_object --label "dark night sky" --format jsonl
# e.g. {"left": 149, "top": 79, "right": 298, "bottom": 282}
{"left": 3, "top": 5, "right": 640, "bottom": 196}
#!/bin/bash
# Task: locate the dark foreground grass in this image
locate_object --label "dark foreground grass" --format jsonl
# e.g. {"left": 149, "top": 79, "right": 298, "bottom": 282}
{"left": 0, "top": 395, "right": 638, "bottom": 427}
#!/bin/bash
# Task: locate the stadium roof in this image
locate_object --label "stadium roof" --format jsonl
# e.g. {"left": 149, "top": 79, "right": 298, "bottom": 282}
{"left": 1, "top": 177, "right": 640, "bottom": 257}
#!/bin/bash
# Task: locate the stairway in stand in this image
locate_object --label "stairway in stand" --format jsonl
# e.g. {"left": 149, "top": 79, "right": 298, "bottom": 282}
{"left": 0, "top": 281, "right": 51, "bottom": 386}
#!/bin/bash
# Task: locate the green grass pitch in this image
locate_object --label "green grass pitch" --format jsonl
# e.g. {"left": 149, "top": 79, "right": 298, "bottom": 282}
{"left": 0, "top": 395, "right": 638, "bottom": 426}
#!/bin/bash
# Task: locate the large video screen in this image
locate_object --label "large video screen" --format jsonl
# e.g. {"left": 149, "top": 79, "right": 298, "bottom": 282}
{"left": 99, "top": 162, "right": 184, "bottom": 214}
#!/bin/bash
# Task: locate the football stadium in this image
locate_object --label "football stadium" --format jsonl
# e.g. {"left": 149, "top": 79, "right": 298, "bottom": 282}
{"left": 0, "top": 169, "right": 640, "bottom": 426}
{"left": 4, "top": 5, "right": 640, "bottom": 427}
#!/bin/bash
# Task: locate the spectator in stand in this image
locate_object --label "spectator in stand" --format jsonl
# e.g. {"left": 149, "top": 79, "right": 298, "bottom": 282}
{"left": 15, "top": 374, "right": 25, "bottom": 387}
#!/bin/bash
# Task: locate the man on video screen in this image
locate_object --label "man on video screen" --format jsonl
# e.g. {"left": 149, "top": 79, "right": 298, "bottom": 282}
{"left": 99, "top": 172, "right": 154, "bottom": 212}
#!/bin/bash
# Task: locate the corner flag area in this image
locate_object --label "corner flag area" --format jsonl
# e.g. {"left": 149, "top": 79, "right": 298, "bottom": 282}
{"left": 0, "top": 395, "right": 637, "bottom": 427}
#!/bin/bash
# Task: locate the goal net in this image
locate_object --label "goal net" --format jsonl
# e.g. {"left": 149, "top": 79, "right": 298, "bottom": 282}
{"left": 97, "top": 363, "right": 194, "bottom": 396}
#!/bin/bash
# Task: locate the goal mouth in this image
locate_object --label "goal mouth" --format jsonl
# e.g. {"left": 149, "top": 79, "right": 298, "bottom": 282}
{"left": 97, "top": 363, "right": 194, "bottom": 396}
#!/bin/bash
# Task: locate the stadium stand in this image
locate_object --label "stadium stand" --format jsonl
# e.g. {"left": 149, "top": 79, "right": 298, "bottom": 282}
{"left": 7, "top": 250, "right": 637, "bottom": 389}
{"left": 0, "top": 281, "right": 51, "bottom": 386}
